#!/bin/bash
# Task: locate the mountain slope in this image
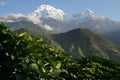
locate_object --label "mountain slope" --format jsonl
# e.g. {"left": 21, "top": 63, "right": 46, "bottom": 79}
{"left": 49, "top": 28, "right": 120, "bottom": 62}
{"left": 63, "top": 14, "right": 120, "bottom": 33}
{"left": 103, "top": 29, "right": 120, "bottom": 45}
{"left": 5, "top": 21, "right": 48, "bottom": 36}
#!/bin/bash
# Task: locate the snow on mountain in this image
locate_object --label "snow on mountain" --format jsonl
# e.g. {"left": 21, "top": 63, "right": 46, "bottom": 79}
{"left": 0, "top": 4, "right": 65, "bottom": 31}
{"left": 33, "top": 4, "right": 65, "bottom": 20}
{"left": 80, "top": 9, "right": 105, "bottom": 20}
{"left": 62, "top": 9, "right": 111, "bottom": 33}
{"left": 31, "top": 4, "right": 65, "bottom": 31}
{"left": 26, "top": 13, "right": 41, "bottom": 24}
{"left": 0, "top": 4, "right": 119, "bottom": 33}
{"left": 80, "top": 9, "right": 96, "bottom": 19}
{"left": 67, "top": 9, "right": 106, "bottom": 22}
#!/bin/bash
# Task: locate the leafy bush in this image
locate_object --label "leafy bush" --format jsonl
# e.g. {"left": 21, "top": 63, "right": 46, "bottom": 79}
{"left": 0, "top": 23, "right": 120, "bottom": 80}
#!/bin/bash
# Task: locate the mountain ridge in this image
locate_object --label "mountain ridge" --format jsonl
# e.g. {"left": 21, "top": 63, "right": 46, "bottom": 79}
{"left": 48, "top": 28, "right": 120, "bottom": 62}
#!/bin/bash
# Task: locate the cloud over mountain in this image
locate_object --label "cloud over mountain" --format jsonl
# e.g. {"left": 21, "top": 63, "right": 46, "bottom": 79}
{"left": 0, "top": 4, "right": 120, "bottom": 33}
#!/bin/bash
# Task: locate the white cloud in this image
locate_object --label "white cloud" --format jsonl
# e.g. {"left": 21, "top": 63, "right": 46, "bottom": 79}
{"left": 0, "top": 1, "right": 7, "bottom": 6}
{"left": 43, "top": 25, "right": 53, "bottom": 31}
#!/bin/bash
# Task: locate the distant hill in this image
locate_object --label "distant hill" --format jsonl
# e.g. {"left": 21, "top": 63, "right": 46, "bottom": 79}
{"left": 49, "top": 28, "right": 120, "bottom": 62}
{"left": 103, "top": 29, "right": 120, "bottom": 45}
{"left": 5, "top": 21, "right": 47, "bottom": 37}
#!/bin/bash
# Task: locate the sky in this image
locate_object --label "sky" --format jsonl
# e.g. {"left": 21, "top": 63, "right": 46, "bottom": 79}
{"left": 0, "top": 0, "right": 120, "bottom": 21}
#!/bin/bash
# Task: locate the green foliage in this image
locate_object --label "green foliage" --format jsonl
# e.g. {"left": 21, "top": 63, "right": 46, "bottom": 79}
{"left": 0, "top": 23, "right": 120, "bottom": 80}
{"left": 0, "top": 23, "right": 76, "bottom": 79}
{"left": 28, "top": 63, "right": 39, "bottom": 72}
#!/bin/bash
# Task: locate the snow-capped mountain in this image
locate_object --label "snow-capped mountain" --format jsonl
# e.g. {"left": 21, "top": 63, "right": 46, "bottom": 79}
{"left": 63, "top": 9, "right": 120, "bottom": 33}
{"left": 80, "top": 9, "right": 105, "bottom": 20}
{"left": 33, "top": 5, "right": 65, "bottom": 31}
{"left": 64, "top": 9, "right": 106, "bottom": 22}
{"left": 0, "top": 4, "right": 120, "bottom": 33}
{"left": 34, "top": 4, "right": 65, "bottom": 20}
{"left": 0, "top": 4, "right": 65, "bottom": 31}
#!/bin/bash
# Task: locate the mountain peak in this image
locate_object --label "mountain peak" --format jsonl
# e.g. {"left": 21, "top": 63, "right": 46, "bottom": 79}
{"left": 39, "top": 4, "right": 53, "bottom": 8}
{"left": 80, "top": 9, "right": 96, "bottom": 19}
{"left": 34, "top": 4, "right": 65, "bottom": 20}
{"left": 83, "top": 9, "right": 95, "bottom": 15}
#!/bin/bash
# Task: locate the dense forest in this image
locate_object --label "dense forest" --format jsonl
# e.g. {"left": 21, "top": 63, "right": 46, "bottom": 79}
{"left": 0, "top": 23, "right": 120, "bottom": 80}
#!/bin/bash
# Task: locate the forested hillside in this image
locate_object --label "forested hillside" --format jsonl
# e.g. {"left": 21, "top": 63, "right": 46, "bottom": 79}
{"left": 0, "top": 23, "right": 120, "bottom": 80}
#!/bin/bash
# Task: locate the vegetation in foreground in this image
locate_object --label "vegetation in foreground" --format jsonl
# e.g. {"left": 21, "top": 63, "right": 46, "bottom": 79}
{"left": 0, "top": 23, "right": 120, "bottom": 80}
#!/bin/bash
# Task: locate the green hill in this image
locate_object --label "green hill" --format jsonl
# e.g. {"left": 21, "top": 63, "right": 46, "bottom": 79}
{"left": 50, "top": 28, "right": 120, "bottom": 62}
